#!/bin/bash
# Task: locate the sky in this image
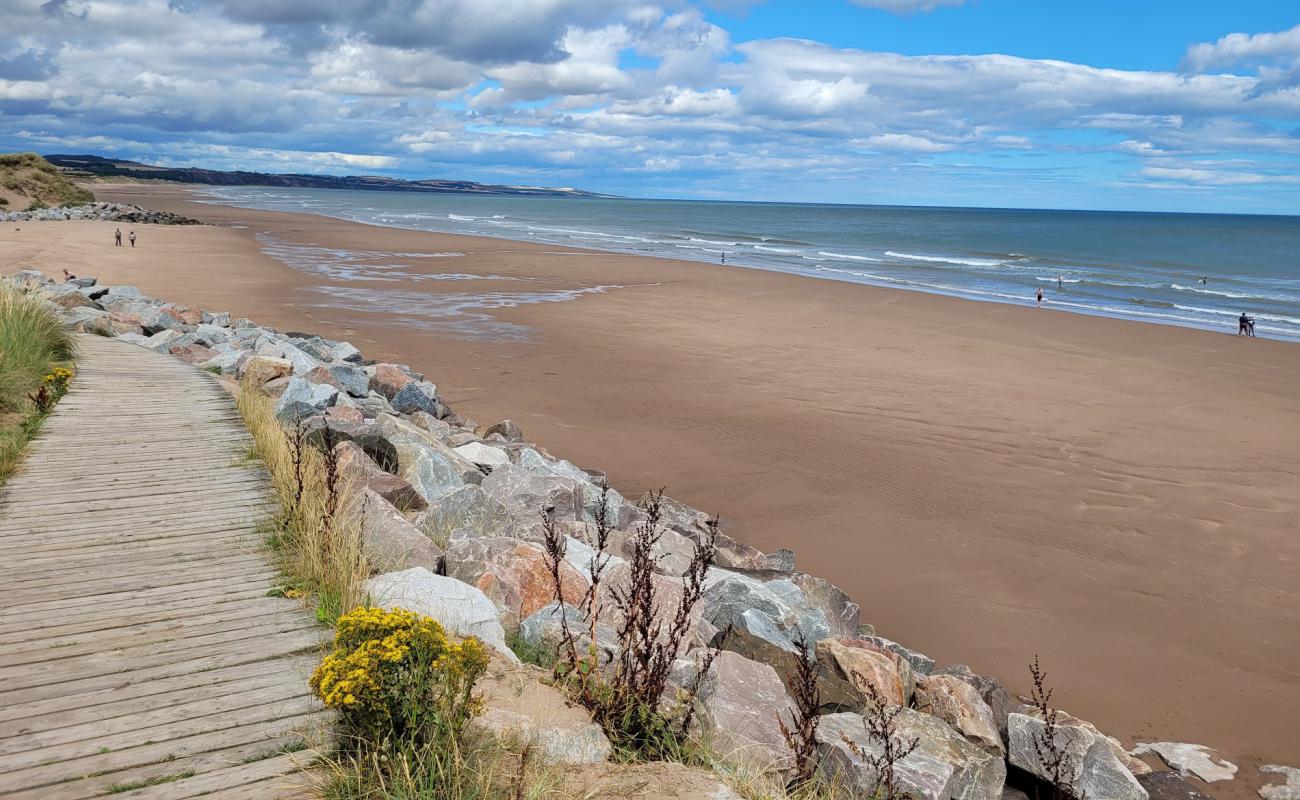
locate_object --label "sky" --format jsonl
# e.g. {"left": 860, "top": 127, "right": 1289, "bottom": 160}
{"left": 2, "top": 0, "right": 1299, "bottom": 214}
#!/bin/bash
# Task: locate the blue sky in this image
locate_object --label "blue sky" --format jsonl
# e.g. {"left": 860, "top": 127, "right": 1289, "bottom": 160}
{"left": 3, "top": 0, "right": 1299, "bottom": 214}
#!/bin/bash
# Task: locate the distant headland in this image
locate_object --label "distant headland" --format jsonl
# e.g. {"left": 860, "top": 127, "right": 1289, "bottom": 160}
{"left": 43, "top": 153, "right": 614, "bottom": 199}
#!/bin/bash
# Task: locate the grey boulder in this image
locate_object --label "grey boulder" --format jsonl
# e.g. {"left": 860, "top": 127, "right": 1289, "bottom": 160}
{"left": 346, "top": 488, "right": 443, "bottom": 574}
{"left": 679, "top": 650, "right": 797, "bottom": 771}
{"left": 274, "top": 377, "right": 339, "bottom": 422}
{"left": 817, "top": 710, "right": 1006, "bottom": 800}
{"left": 1007, "top": 713, "right": 1146, "bottom": 800}
{"left": 413, "top": 484, "right": 516, "bottom": 548}
{"left": 391, "top": 381, "right": 440, "bottom": 415}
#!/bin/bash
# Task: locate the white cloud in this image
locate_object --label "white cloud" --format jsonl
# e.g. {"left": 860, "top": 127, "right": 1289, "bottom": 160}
{"left": 1184, "top": 24, "right": 1300, "bottom": 72}
{"left": 856, "top": 133, "right": 953, "bottom": 152}
{"left": 1117, "top": 140, "right": 1166, "bottom": 157}
{"left": 1138, "top": 165, "right": 1300, "bottom": 186}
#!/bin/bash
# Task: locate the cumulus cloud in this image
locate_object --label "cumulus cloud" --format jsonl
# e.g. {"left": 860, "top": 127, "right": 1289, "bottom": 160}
{"left": 1184, "top": 24, "right": 1300, "bottom": 72}
{"left": 1, "top": 1, "right": 1299, "bottom": 208}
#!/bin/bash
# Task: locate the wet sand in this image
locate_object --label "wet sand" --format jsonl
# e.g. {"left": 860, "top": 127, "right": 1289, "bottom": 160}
{"left": 6, "top": 185, "right": 1298, "bottom": 794}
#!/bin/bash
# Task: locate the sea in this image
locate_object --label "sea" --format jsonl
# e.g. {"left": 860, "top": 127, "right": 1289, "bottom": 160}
{"left": 199, "top": 187, "right": 1300, "bottom": 342}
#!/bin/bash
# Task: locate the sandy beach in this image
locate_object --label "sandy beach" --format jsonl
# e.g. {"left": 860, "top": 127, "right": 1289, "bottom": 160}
{"left": 5, "top": 184, "right": 1297, "bottom": 793}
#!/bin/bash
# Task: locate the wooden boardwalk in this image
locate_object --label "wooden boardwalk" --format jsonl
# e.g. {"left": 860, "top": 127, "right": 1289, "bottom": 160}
{"left": 0, "top": 335, "right": 329, "bottom": 799}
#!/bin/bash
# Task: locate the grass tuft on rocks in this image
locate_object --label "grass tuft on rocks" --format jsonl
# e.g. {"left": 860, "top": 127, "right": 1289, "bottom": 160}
{"left": 235, "top": 383, "right": 367, "bottom": 625}
{"left": 0, "top": 283, "right": 76, "bottom": 483}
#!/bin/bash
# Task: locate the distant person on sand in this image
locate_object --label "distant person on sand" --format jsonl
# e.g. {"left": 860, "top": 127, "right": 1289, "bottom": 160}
{"left": 114, "top": 228, "right": 122, "bottom": 246}
{"left": 128, "top": 230, "right": 136, "bottom": 248}
{"left": 1239, "top": 312, "right": 1256, "bottom": 336}
{"left": 1036, "top": 287, "right": 1044, "bottom": 306}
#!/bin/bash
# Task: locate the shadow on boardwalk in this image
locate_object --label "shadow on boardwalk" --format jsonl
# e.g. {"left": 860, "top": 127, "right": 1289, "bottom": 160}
{"left": 0, "top": 335, "right": 328, "bottom": 799}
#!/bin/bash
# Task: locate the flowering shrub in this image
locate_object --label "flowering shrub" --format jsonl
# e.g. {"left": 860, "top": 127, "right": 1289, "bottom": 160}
{"left": 29, "top": 367, "right": 73, "bottom": 412}
{"left": 44, "top": 367, "right": 73, "bottom": 396}
{"left": 310, "top": 606, "right": 489, "bottom": 751}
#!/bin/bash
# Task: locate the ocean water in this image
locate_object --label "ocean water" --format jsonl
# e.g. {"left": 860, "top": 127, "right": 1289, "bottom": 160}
{"left": 200, "top": 187, "right": 1300, "bottom": 341}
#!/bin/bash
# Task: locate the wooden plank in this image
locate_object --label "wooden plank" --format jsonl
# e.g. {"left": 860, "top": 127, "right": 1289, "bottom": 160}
{"left": 0, "top": 607, "right": 312, "bottom": 667}
{"left": 0, "top": 617, "right": 324, "bottom": 690}
{"left": 0, "top": 654, "right": 317, "bottom": 724}
{"left": 3, "top": 572, "right": 281, "bottom": 616}
{"left": 0, "top": 595, "right": 299, "bottom": 646}
{"left": 112, "top": 752, "right": 312, "bottom": 799}
{"left": 0, "top": 580, "right": 283, "bottom": 634}
{"left": 0, "top": 734, "right": 313, "bottom": 800}
{"left": 0, "top": 627, "right": 327, "bottom": 707}
{"left": 0, "top": 712, "right": 329, "bottom": 795}
{"left": 0, "top": 683, "right": 315, "bottom": 756}
{"left": 0, "top": 694, "right": 321, "bottom": 773}
{"left": 0, "top": 676, "right": 315, "bottom": 749}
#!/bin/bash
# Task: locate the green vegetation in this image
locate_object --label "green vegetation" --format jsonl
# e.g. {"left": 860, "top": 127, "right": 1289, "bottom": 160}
{"left": 0, "top": 283, "right": 76, "bottom": 484}
{"left": 241, "top": 739, "right": 309, "bottom": 764}
{"left": 0, "top": 152, "right": 95, "bottom": 210}
{"left": 104, "top": 769, "right": 196, "bottom": 793}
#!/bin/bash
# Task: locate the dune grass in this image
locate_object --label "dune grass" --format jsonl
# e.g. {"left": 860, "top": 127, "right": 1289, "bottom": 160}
{"left": 0, "top": 152, "right": 94, "bottom": 209}
{"left": 235, "top": 384, "right": 368, "bottom": 625}
{"left": 0, "top": 283, "right": 76, "bottom": 484}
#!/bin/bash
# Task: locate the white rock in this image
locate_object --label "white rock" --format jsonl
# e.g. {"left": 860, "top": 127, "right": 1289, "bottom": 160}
{"left": 453, "top": 441, "right": 511, "bottom": 469}
{"left": 1260, "top": 766, "right": 1300, "bottom": 800}
{"left": 364, "top": 567, "right": 518, "bottom": 664}
{"left": 1130, "top": 742, "right": 1237, "bottom": 783}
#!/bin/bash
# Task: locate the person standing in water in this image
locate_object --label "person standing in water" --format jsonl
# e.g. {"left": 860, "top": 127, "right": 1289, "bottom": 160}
{"left": 128, "top": 230, "right": 136, "bottom": 248}
{"left": 1036, "top": 287, "right": 1044, "bottom": 306}
{"left": 720, "top": 252, "right": 726, "bottom": 264}
{"left": 1057, "top": 275, "right": 1064, "bottom": 289}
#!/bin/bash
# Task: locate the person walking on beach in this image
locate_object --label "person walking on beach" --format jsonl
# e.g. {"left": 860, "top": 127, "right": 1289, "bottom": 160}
{"left": 1239, "top": 312, "right": 1256, "bottom": 336}
{"left": 128, "top": 230, "right": 136, "bottom": 248}
{"left": 114, "top": 228, "right": 122, "bottom": 246}
{"left": 1036, "top": 287, "right": 1044, "bottom": 306}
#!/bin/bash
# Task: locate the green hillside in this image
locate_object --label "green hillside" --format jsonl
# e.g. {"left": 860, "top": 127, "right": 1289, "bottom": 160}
{"left": 0, "top": 153, "right": 95, "bottom": 211}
